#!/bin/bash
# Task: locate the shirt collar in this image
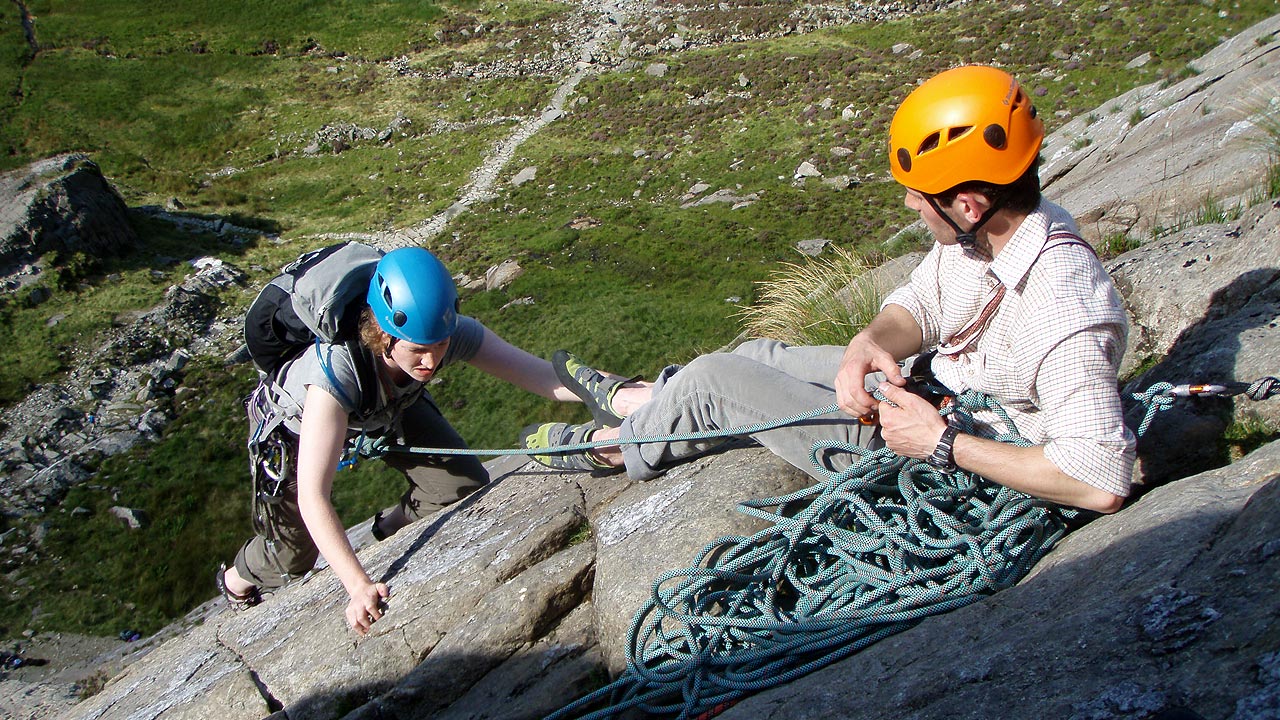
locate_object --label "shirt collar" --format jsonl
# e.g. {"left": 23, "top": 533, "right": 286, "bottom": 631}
{"left": 986, "top": 200, "right": 1054, "bottom": 289}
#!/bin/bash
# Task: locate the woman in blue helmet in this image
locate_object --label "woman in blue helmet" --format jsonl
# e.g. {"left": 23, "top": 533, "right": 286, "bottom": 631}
{"left": 218, "top": 246, "right": 618, "bottom": 634}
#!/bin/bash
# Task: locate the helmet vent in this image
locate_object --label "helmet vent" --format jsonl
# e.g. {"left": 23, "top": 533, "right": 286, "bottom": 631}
{"left": 947, "top": 125, "right": 972, "bottom": 143}
{"left": 896, "top": 147, "right": 912, "bottom": 172}
{"left": 917, "top": 131, "right": 941, "bottom": 155}
{"left": 983, "top": 123, "right": 1007, "bottom": 149}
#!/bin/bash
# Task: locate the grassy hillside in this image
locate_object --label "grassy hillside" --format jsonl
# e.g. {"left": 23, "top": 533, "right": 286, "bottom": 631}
{"left": 1, "top": 0, "right": 1276, "bottom": 638}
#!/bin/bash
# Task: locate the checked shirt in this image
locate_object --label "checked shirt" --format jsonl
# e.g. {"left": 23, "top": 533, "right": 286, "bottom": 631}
{"left": 884, "top": 199, "right": 1135, "bottom": 496}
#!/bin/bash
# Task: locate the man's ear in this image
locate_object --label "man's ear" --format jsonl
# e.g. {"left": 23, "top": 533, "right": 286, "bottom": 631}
{"left": 954, "top": 191, "right": 993, "bottom": 224}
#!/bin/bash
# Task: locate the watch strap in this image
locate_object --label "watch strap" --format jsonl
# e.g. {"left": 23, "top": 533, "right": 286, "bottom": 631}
{"left": 926, "top": 424, "right": 959, "bottom": 471}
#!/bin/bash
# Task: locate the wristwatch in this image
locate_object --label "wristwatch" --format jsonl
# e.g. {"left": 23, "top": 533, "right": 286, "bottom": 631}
{"left": 926, "top": 423, "right": 959, "bottom": 472}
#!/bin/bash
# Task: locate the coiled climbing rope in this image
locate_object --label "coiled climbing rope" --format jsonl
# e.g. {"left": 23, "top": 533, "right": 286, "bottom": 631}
{"left": 543, "top": 391, "right": 1071, "bottom": 720}
{"left": 361, "top": 374, "right": 1277, "bottom": 720}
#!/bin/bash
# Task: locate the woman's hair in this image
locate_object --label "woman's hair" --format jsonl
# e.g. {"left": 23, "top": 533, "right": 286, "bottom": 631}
{"left": 359, "top": 306, "right": 393, "bottom": 357}
{"left": 934, "top": 156, "right": 1042, "bottom": 215}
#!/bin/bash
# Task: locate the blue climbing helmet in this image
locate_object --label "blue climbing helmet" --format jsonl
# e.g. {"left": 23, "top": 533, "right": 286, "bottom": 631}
{"left": 366, "top": 247, "right": 458, "bottom": 345}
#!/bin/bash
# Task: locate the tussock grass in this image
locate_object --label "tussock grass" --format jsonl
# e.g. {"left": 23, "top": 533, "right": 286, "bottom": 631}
{"left": 737, "top": 245, "right": 886, "bottom": 347}
{"left": 1239, "top": 82, "right": 1280, "bottom": 200}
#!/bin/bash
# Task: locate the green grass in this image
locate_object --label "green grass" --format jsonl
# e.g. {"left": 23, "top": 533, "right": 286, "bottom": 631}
{"left": 0, "top": 358, "right": 405, "bottom": 638}
{"left": 26, "top": 0, "right": 451, "bottom": 59}
{"left": 1264, "top": 156, "right": 1280, "bottom": 200}
{"left": 2, "top": 0, "right": 1279, "bottom": 639}
{"left": 1099, "top": 231, "right": 1142, "bottom": 260}
{"left": 1222, "top": 415, "right": 1280, "bottom": 463}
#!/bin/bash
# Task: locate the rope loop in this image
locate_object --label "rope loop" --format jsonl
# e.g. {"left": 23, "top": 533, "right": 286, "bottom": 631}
{"left": 1131, "top": 381, "right": 1176, "bottom": 437}
{"left": 547, "top": 389, "right": 1070, "bottom": 720}
{"left": 1246, "top": 376, "right": 1279, "bottom": 401}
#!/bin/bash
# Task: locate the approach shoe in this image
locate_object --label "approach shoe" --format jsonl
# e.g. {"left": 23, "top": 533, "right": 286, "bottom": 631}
{"left": 521, "top": 421, "right": 614, "bottom": 473}
{"left": 553, "top": 350, "right": 634, "bottom": 428}
{"left": 216, "top": 563, "right": 262, "bottom": 611}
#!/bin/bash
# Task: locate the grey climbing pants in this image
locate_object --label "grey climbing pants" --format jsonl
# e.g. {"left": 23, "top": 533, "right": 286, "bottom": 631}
{"left": 234, "top": 397, "right": 488, "bottom": 591}
{"left": 620, "top": 339, "right": 888, "bottom": 482}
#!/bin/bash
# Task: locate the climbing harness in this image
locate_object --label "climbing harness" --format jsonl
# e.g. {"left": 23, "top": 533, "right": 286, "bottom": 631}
{"left": 244, "top": 381, "right": 301, "bottom": 582}
{"left": 246, "top": 385, "right": 288, "bottom": 519}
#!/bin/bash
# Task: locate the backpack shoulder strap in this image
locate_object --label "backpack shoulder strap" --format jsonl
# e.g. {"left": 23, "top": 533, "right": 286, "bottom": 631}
{"left": 347, "top": 341, "right": 380, "bottom": 421}
{"left": 312, "top": 339, "right": 382, "bottom": 422}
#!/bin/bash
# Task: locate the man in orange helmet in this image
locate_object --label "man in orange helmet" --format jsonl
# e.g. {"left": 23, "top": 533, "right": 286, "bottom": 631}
{"left": 524, "top": 65, "right": 1135, "bottom": 514}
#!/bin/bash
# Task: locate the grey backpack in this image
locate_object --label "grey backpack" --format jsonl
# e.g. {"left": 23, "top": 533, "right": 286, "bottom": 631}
{"left": 243, "top": 241, "right": 383, "bottom": 418}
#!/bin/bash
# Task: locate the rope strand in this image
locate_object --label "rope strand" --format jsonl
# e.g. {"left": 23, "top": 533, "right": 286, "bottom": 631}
{"left": 324, "top": 375, "right": 1272, "bottom": 718}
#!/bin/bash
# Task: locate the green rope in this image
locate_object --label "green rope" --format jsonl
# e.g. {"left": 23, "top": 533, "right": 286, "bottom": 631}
{"left": 381, "top": 403, "right": 846, "bottom": 458}
{"left": 357, "top": 375, "right": 1273, "bottom": 719}
{"left": 536, "top": 376, "right": 1276, "bottom": 720}
{"left": 545, "top": 391, "right": 1069, "bottom": 720}
{"left": 358, "top": 374, "right": 1276, "bottom": 462}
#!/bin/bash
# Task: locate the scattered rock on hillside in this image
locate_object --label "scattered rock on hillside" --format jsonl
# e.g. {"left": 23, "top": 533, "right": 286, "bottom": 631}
{"left": 793, "top": 160, "right": 821, "bottom": 179}
{"left": 107, "top": 506, "right": 147, "bottom": 530}
{"left": 796, "top": 238, "right": 830, "bottom": 256}
{"left": 484, "top": 259, "right": 523, "bottom": 290}
{"left": 0, "top": 154, "right": 138, "bottom": 291}
{"left": 510, "top": 166, "right": 537, "bottom": 186}
{"left": 680, "top": 188, "right": 759, "bottom": 209}
{"left": 0, "top": 246, "right": 247, "bottom": 517}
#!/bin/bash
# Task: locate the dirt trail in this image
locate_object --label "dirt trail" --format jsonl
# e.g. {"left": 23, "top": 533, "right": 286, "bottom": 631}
{"left": 345, "top": 0, "right": 654, "bottom": 251}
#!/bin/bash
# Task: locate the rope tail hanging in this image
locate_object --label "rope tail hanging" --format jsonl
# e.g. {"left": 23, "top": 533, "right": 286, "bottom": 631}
{"left": 546, "top": 391, "right": 1074, "bottom": 720}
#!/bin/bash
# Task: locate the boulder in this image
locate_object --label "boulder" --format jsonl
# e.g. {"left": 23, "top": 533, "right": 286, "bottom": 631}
{"left": 591, "top": 448, "right": 813, "bottom": 672}
{"left": 1043, "top": 14, "right": 1280, "bottom": 244}
{"left": 484, "top": 259, "right": 524, "bottom": 290}
{"left": 1104, "top": 205, "right": 1280, "bottom": 380}
{"left": 0, "top": 154, "right": 138, "bottom": 284}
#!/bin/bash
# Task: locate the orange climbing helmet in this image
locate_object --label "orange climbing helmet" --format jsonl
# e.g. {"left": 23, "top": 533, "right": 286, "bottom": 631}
{"left": 888, "top": 65, "right": 1044, "bottom": 195}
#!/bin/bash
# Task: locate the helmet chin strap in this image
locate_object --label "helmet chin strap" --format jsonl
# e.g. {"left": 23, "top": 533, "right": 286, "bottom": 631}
{"left": 925, "top": 194, "right": 1003, "bottom": 250}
